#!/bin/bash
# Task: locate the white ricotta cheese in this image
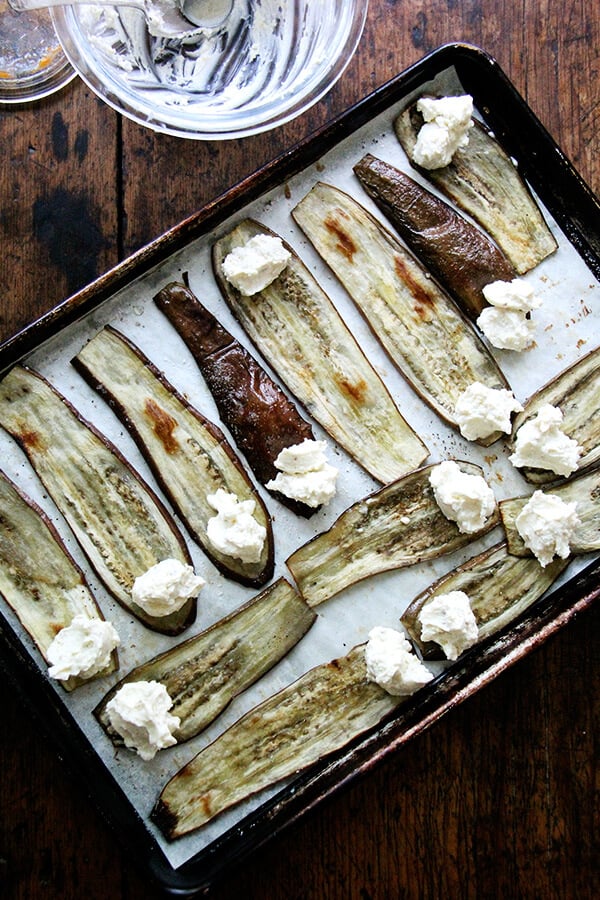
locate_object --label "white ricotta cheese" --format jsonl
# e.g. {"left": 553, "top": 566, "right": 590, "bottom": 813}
{"left": 206, "top": 489, "right": 266, "bottom": 563}
{"left": 509, "top": 404, "right": 582, "bottom": 477}
{"left": 477, "top": 277, "right": 541, "bottom": 351}
{"left": 429, "top": 460, "right": 496, "bottom": 534}
{"left": 412, "top": 95, "right": 474, "bottom": 169}
{"left": 132, "top": 558, "right": 205, "bottom": 617}
{"left": 266, "top": 438, "right": 338, "bottom": 508}
{"left": 515, "top": 490, "right": 580, "bottom": 567}
{"left": 47, "top": 614, "right": 120, "bottom": 682}
{"left": 418, "top": 590, "right": 479, "bottom": 660}
{"left": 454, "top": 381, "right": 523, "bottom": 441}
{"left": 365, "top": 626, "right": 433, "bottom": 696}
{"left": 482, "top": 278, "right": 541, "bottom": 311}
{"left": 105, "top": 681, "right": 180, "bottom": 761}
{"left": 222, "top": 234, "right": 291, "bottom": 295}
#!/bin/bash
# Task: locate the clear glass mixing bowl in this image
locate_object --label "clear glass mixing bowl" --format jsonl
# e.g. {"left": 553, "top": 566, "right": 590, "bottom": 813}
{"left": 51, "top": 1, "right": 369, "bottom": 139}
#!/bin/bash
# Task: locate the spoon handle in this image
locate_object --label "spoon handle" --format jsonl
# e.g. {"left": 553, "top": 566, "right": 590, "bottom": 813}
{"left": 8, "top": 0, "right": 144, "bottom": 11}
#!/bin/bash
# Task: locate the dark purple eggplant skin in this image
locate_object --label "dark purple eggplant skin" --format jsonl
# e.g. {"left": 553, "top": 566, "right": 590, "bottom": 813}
{"left": 154, "top": 279, "right": 318, "bottom": 517}
{"left": 353, "top": 153, "right": 516, "bottom": 321}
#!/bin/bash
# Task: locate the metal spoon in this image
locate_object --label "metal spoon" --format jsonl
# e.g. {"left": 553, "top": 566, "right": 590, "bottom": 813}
{"left": 8, "top": 0, "right": 235, "bottom": 40}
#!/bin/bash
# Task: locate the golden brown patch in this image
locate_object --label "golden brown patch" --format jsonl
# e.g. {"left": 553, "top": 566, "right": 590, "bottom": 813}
{"left": 336, "top": 376, "right": 368, "bottom": 404}
{"left": 144, "top": 398, "right": 179, "bottom": 454}
{"left": 200, "top": 794, "right": 214, "bottom": 818}
{"left": 324, "top": 214, "right": 357, "bottom": 261}
{"left": 19, "top": 430, "right": 42, "bottom": 451}
{"left": 393, "top": 254, "right": 435, "bottom": 320}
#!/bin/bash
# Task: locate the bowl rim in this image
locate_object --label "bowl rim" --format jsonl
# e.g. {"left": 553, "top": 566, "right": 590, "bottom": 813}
{"left": 50, "top": 1, "right": 370, "bottom": 139}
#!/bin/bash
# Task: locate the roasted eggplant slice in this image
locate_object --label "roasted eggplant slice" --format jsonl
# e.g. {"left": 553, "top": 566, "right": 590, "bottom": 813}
{"left": 154, "top": 278, "right": 317, "bottom": 517}
{"left": 212, "top": 219, "right": 428, "bottom": 485}
{"left": 152, "top": 643, "right": 402, "bottom": 839}
{"left": 0, "top": 365, "right": 195, "bottom": 635}
{"left": 499, "top": 467, "right": 600, "bottom": 557}
{"left": 95, "top": 577, "right": 315, "bottom": 744}
{"left": 0, "top": 469, "right": 118, "bottom": 689}
{"left": 394, "top": 106, "right": 557, "bottom": 273}
{"left": 286, "top": 462, "right": 499, "bottom": 607}
{"left": 292, "top": 182, "right": 510, "bottom": 440}
{"left": 74, "top": 326, "right": 274, "bottom": 587}
{"left": 353, "top": 153, "right": 516, "bottom": 320}
{"left": 509, "top": 346, "right": 600, "bottom": 484}
{"left": 401, "top": 541, "right": 568, "bottom": 659}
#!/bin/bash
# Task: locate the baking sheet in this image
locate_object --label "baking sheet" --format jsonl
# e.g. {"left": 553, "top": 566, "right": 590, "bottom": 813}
{"left": 1, "top": 45, "right": 599, "bottom": 890}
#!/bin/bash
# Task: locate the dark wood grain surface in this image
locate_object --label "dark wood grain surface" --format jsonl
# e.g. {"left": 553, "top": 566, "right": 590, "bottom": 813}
{"left": 1, "top": 2, "right": 599, "bottom": 898}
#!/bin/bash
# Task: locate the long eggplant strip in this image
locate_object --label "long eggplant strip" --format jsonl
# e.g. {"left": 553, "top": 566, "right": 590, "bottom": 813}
{"left": 95, "top": 578, "right": 315, "bottom": 744}
{"left": 509, "top": 345, "right": 600, "bottom": 484}
{"left": 153, "top": 278, "right": 317, "bottom": 517}
{"left": 401, "top": 541, "right": 568, "bottom": 659}
{"left": 0, "top": 365, "right": 195, "bottom": 635}
{"left": 152, "top": 644, "right": 401, "bottom": 839}
{"left": 394, "top": 106, "right": 558, "bottom": 273}
{"left": 74, "top": 326, "right": 274, "bottom": 587}
{"left": 499, "top": 467, "right": 600, "bottom": 557}
{"left": 0, "top": 470, "right": 118, "bottom": 689}
{"left": 286, "top": 462, "right": 499, "bottom": 607}
{"left": 353, "top": 153, "right": 516, "bottom": 320}
{"left": 212, "top": 219, "right": 428, "bottom": 485}
{"left": 292, "top": 182, "right": 510, "bottom": 439}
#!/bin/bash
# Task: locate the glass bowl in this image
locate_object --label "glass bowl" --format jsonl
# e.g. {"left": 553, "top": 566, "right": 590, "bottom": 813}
{"left": 51, "top": 0, "right": 369, "bottom": 139}
{"left": 0, "top": 0, "right": 75, "bottom": 104}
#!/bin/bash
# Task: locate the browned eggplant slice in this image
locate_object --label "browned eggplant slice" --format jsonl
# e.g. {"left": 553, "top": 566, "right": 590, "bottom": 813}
{"left": 154, "top": 278, "right": 317, "bottom": 517}
{"left": 212, "top": 219, "right": 429, "bottom": 485}
{"left": 95, "top": 577, "right": 315, "bottom": 744}
{"left": 353, "top": 153, "right": 516, "bottom": 320}
{"left": 401, "top": 541, "right": 568, "bottom": 659}
{"left": 499, "top": 467, "right": 600, "bottom": 557}
{"left": 152, "top": 643, "right": 402, "bottom": 839}
{"left": 394, "top": 105, "right": 558, "bottom": 273}
{"left": 73, "top": 326, "right": 274, "bottom": 587}
{"left": 286, "top": 462, "right": 499, "bottom": 607}
{"left": 0, "top": 365, "right": 195, "bottom": 635}
{"left": 508, "top": 346, "right": 600, "bottom": 484}
{"left": 0, "top": 469, "right": 118, "bottom": 689}
{"left": 292, "top": 182, "right": 510, "bottom": 441}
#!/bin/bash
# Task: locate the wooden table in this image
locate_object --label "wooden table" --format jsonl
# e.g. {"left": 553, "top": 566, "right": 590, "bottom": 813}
{"left": 1, "top": 2, "right": 599, "bottom": 898}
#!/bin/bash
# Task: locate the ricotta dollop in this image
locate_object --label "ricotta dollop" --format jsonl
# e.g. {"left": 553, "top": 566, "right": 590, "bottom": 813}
{"left": 454, "top": 381, "right": 523, "bottom": 441}
{"left": 365, "top": 626, "right": 433, "bottom": 696}
{"left": 206, "top": 489, "right": 267, "bottom": 563}
{"left": 515, "top": 490, "right": 580, "bottom": 567}
{"left": 222, "top": 234, "right": 291, "bottom": 295}
{"left": 418, "top": 590, "right": 479, "bottom": 660}
{"left": 412, "top": 95, "right": 474, "bottom": 169}
{"left": 429, "top": 460, "right": 496, "bottom": 534}
{"left": 132, "top": 558, "right": 205, "bottom": 617}
{"left": 477, "top": 278, "right": 541, "bottom": 351}
{"left": 105, "top": 681, "right": 180, "bottom": 761}
{"left": 266, "top": 438, "right": 338, "bottom": 508}
{"left": 509, "top": 404, "right": 582, "bottom": 477}
{"left": 47, "top": 614, "right": 120, "bottom": 682}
